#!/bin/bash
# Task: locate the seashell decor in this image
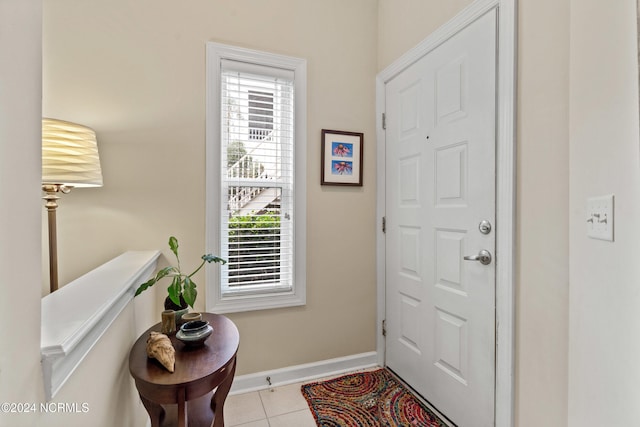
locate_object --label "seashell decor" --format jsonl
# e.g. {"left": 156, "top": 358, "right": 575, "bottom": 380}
{"left": 146, "top": 331, "right": 175, "bottom": 373}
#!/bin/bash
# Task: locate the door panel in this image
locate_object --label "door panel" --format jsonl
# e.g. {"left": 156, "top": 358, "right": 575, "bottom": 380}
{"left": 385, "top": 10, "right": 497, "bottom": 427}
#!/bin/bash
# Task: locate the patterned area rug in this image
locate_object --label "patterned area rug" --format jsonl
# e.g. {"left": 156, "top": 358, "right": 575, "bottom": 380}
{"left": 301, "top": 368, "right": 448, "bottom": 426}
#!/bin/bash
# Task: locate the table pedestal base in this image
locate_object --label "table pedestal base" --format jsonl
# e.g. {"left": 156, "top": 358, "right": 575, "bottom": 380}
{"left": 140, "top": 360, "right": 235, "bottom": 427}
{"left": 145, "top": 391, "right": 214, "bottom": 427}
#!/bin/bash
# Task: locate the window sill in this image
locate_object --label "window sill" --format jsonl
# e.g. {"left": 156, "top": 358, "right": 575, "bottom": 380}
{"left": 40, "top": 250, "right": 160, "bottom": 400}
{"left": 207, "top": 288, "right": 305, "bottom": 314}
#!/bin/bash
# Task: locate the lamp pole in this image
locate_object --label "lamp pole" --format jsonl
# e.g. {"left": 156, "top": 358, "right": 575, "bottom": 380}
{"left": 42, "top": 184, "right": 71, "bottom": 293}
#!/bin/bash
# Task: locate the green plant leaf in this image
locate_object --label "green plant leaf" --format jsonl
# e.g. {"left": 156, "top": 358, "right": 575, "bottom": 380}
{"left": 156, "top": 266, "right": 175, "bottom": 280}
{"left": 134, "top": 266, "right": 176, "bottom": 297}
{"left": 169, "top": 236, "right": 179, "bottom": 259}
{"left": 182, "top": 276, "right": 197, "bottom": 308}
{"left": 134, "top": 277, "right": 156, "bottom": 296}
{"left": 202, "top": 254, "right": 227, "bottom": 264}
{"left": 167, "top": 275, "right": 182, "bottom": 307}
{"left": 133, "top": 236, "right": 225, "bottom": 309}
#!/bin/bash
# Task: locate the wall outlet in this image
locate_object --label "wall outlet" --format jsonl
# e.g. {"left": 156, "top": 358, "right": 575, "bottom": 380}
{"left": 586, "top": 194, "right": 614, "bottom": 241}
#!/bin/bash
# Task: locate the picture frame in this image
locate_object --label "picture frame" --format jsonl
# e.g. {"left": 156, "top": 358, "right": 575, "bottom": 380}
{"left": 321, "top": 129, "right": 364, "bottom": 186}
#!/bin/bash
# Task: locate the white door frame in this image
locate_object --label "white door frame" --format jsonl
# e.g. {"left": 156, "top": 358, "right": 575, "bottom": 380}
{"left": 375, "top": 1, "right": 517, "bottom": 426}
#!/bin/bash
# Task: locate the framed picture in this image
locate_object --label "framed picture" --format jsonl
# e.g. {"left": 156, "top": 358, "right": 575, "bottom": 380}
{"left": 321, "top": 129, "right": 364, "bottom": 186}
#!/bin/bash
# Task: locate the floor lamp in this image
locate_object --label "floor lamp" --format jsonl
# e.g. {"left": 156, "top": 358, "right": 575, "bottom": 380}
{"left": 42, "top": 118, "right": 103, "bottom": 293}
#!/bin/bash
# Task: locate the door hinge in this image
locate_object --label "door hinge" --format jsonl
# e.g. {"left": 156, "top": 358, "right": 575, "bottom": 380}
{"left": 382, "top": 216, "right": 386, "bottom": 233}
{"left": 382, "top": 319, "right": 387, "bottom": 337}
{"left": 382, "top": 113, "right": 386, "bottom": 130}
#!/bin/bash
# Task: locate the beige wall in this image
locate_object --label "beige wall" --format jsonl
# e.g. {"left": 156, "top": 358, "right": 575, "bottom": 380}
{"left": 377, "top": 0, "right": 570, "bottom": 426}
{"left": 43, "top": 0, "right": 379, "bottom": 376}
{"left": 0, "top": 2, "right": 45, "bottom": 427}
{"left": 569, "top": 0, "right": 640, "bottom": 425}
{"left": 377, "top": 0, "right": 474, "bottom": 70}
{"left": 516, "top": 0, "right": 570, "bottom": 425}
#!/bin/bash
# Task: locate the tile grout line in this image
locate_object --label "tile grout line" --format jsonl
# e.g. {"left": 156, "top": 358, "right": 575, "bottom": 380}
{"left": 261, "top": 382, "right": 316, "bottom": 425}
{"left": 257, "top": 389, "right": 271, "bottom": 426}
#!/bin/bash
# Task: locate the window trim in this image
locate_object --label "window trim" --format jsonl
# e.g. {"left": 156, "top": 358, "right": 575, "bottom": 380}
{"left": 205, "top": 42, "right": 307, "bottom": 313}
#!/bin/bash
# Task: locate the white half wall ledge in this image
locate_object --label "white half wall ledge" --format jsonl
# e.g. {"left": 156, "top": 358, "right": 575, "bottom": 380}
{"left": 41, "top": 250, "right": 161, "bottom": 401}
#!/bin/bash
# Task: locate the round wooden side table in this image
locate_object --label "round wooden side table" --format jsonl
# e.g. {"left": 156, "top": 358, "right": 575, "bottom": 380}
{"left": 129, "top": 313, "right": 239, "bottom": 427}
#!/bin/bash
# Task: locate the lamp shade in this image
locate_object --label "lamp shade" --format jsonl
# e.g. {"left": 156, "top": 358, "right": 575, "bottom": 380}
{"left": 42, "top": 118, "right": 103, "bottom": 187}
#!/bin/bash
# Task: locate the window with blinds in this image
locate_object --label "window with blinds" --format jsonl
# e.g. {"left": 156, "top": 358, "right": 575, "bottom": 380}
{"left": 220, "top": 60, "right": 294, "bottom": 295}
{"left": 206, "top": 42, "right": 306, "bottom": 313}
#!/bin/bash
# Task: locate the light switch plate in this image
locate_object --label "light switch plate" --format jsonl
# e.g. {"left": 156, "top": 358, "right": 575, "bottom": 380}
{"left": 586, "top": 194, "right": 614, "bottom": 241}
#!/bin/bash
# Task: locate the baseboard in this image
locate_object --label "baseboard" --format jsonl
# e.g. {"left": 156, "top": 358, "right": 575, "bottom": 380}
{"left": 229, "top": 351, "right": 379, "bottom": 395}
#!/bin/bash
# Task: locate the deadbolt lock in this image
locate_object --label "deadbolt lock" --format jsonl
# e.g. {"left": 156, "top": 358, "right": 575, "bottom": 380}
{"left": 479, "top": 220, "right": 492, "bottom": 235}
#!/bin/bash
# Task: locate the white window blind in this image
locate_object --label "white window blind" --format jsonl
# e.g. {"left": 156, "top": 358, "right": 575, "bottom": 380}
{"left": 220, "top": 59, "right": 295, "bottom": 295}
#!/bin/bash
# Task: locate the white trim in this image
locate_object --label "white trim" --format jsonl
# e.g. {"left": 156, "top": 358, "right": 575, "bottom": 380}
{"left": 229, "top": 351, "right": 379, "bottom": 395}
{"left": 494, "top": 0, "right": 517, "bottom": 425}
{"left": 205, "top": 42, "right": 307, "bottom": 314}
{"left": 41, "top": 250, "right": 161, "bottom": 400}
{"left": 376, "top": 74, "right": 387, "bottom": 369}
{"left": 375, "top": 0, "right": 516, "bottom": 426}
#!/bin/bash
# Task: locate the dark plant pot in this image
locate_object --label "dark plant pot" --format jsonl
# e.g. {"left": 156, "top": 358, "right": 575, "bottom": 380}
{"left": 164, "top": 295, "right": 188, "bottom": 311}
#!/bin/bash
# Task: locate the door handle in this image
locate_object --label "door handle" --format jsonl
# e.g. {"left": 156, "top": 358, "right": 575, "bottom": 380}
{"left": 463, "top": 249, "right": 492, "bottom": 265}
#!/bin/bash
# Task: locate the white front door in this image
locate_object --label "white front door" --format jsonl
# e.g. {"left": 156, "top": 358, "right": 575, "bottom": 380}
{"left": 384, "top": 10, "right": 497, "bottom": 427}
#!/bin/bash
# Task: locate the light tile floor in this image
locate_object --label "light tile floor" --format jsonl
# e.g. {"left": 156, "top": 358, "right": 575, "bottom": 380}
{"left": 224, "top": 382, "right": 317, "bottom": 427}
{"left": 224, "top": 368, "right": 452, "bottom": 427}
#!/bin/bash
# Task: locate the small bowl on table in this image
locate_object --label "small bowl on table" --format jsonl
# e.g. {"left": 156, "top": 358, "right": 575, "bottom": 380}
{"left": 176, "top": 320, "right": 213, "bottom": 347}
{"left": 181, "top": 312, "right": 202, "bottom": 323}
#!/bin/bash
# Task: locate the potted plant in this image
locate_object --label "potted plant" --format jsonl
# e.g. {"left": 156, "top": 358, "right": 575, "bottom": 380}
{"left": 134, "top": 236, "right": 226, "bottom": 314}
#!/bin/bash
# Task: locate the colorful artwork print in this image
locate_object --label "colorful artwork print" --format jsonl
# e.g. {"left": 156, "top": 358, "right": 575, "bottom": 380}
{"left": 321, "top": 129, "right": 363, "bottom": 186}
{"left": 332, "top": 142, "right": 353, "bottom": 158}
{"left": 332, "top": 160, "right": 353, "bottom": 175}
